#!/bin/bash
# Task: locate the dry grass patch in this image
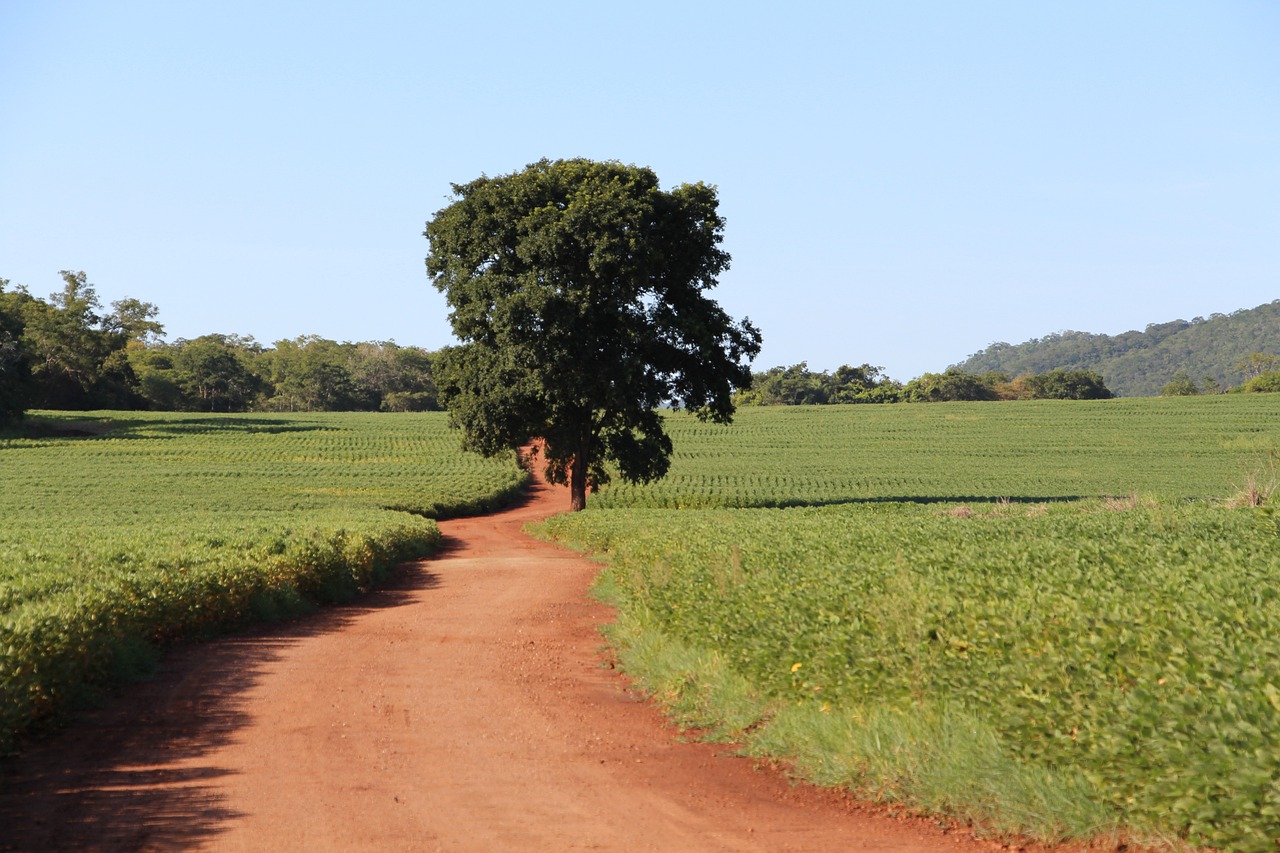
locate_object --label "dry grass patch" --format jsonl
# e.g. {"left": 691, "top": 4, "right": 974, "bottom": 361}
{"left": 1227, "top": 458, "right": 1277, "bottom": 508}
{"left": 941, "top": 500, "right": 1050, "bottom": 519}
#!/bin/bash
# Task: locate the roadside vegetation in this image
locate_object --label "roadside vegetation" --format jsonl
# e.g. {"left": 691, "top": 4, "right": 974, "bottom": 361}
{"left": 0, "top": 411, "right": 527, "bottom": 753}
{"left": 538, "top": 397, "right": 1280, "bottom": 851}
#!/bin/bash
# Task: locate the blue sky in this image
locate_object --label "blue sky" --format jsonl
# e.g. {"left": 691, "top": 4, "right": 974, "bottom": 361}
{"left": 2, "top": 1, "right": 1277, "bottom": 381}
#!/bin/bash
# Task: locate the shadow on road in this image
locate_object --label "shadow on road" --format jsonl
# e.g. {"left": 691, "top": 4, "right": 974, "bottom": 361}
{"left": 0, "top": 564, "right": 441, "bottom": 852}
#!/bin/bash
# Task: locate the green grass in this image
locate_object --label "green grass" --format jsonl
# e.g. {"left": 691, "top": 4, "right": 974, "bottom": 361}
{"left": 1, "top": 411, "right": 526, "bottom": 751}
{"left": 540, "top": 395, "right": 1280, "bottom": 851}
{"left": 604, "top": 604, "right": 1118, "bottom": 843}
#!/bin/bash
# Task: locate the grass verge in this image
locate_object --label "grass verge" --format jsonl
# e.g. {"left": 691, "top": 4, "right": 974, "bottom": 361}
{"left": 599, "top": 589, "right": 1182, "bottom": 850}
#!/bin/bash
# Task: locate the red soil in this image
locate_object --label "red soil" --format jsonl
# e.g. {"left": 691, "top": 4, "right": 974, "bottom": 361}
{"left": 1, "top": 470, "right": 1016, "bottom": 852}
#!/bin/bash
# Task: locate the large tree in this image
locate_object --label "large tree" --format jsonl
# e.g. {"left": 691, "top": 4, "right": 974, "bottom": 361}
{"left": 12, "top": 271, "right": 147, "bottom": 408}
{"left": 172, "top": 334, "right": 263, "bottom": 412}
{"left": 425, "top": 158, "right": 762, "bottom": 511}
{"left": 0, "top": 279, "right": 34, "bottom": 425}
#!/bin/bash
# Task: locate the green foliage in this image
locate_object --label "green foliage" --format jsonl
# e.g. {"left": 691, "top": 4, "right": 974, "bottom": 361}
{"left": 1160, "top": 370, "right": 1202, "bottom": 397}
{"left": 1241, "top": 370, "right": 1280, "bottom": 394}
{"left": 256, "top": 336, "right": 362, "bottom": 411}
{"left": 425, "top": 158, "right": 761, "bottom": 510}
{"left": 4, "top": 271, "right": 150, "bottom": 409}
{"left": 101, "top": 296, "right": 164, "bottom": 344}
{"left": 959, "top": 299, "right": 1280, "bottom": 397}
{"left": 1236, "top": 352, "right": 1280, "bottom": 381}
{"left": 736, "top": 363, "right": 902, "bottom": 405}
{"left": 0, "top": 280, "right": 34, "bottom": 425}
{"left": 172, "top": 334, "right": 263, "bottom": 411}
{"left": 902, "top": 368, "right": 1002, "bottom": 402}
{"left": 536, "top": 397, "right": 1280, "bottom": 848}
{"left": 350, "top": 341, "right": 440, "bottom": 412}
{"left": 3, "top": 271, "right": 442, "bottom": 414}
{"left": 737, "top": 366, "right": 1113, "bottom": 405}
{"left": 129, "top": 335, "right": 441, "bottom": 413}
{"left": 1020, "top": 369, "right": 1113, "bottom": 400}
{"left": 0, "top": 411, "right": 527, "bottom": 751}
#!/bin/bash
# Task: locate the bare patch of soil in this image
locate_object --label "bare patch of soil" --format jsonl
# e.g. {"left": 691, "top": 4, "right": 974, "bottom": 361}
{"left": 2, "top": 470, "right": 1025, "bottom": 852}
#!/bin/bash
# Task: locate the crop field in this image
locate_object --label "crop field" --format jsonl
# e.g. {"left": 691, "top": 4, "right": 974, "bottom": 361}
{"left": 541, "top": 396, "right": 1280, "bottom": 850}
{"left": 593, "top": 396, "right": 1279, "bottom": 509}
{"left": 0, "top": 411, "right": 526, "bottom": 751}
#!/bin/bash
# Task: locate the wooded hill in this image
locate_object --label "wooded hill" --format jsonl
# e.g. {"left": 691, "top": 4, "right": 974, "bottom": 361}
{"left": 955, "top": 300, "right": 1280, "bottom": 397}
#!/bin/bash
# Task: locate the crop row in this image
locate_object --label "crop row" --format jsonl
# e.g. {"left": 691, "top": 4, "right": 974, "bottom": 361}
{"left": 594, "top": 396, "right": 1279, "bottom": 508}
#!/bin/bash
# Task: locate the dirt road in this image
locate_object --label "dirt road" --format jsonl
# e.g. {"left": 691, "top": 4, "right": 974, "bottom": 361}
{"left": 0, "top": 471, "right": 996, "bottom": 852}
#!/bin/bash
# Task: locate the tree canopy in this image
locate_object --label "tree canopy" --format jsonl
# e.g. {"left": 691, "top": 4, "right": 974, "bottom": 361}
{"left": 736, "top": 362, "right": 902, "bottom": 405}
{"left": 1020, "top": 368, "right": 1113, "bottom": 400}
{"left": 735, "top": 364, "right": 1114, "bottom": 404}
{"left": 425, "top": 158, "right": 762, "bottom": 510}
{"left": 903, "top": 368, "right": 1002, "bottom": 402}
{"left": 0, "top": 271, "right": 154, "bottom": 411}
{"left": 128, "top": 334, "right": 441, "bottom": 413}
{"left": 0, "top": 279, "right": 34, "bottom": 425}
{"left": 1, "top": 271, "right": 443, "bottom": 416}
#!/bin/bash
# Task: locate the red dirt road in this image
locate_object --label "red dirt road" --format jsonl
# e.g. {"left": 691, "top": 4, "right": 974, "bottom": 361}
{"left": 0, "top": 473, "right": 998, "bottom": 852}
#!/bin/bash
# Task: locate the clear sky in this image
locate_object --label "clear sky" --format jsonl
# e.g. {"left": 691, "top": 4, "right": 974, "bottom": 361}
{"left": 2, "top": 1, "right": 1277, "bottom": 381}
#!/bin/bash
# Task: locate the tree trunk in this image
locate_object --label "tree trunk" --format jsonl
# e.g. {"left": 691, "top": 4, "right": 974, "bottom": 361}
{"left": 569, "top": 444, "right": 589, "bottom": 512}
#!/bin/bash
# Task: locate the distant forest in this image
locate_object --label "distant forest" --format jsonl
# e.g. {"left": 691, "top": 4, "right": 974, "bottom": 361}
{"left": 956, "top": 300, "right": 1280, "bottom": 397}
{"left": 1, "top": 271, "right": 440, "bottom": 420}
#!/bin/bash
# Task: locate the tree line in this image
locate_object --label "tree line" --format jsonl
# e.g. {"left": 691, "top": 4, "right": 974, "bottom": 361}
{"left": 5, "top": 269, "right": 1277, "bottom": 430}
{"left": 1, "top": 271, "right": 440, "bottom": 424}
{"left": 739, "top": 359, "right": 1280, "bottom": 405}
{"left": 737, "top": 363, "right": 1115, "bottom": 404}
